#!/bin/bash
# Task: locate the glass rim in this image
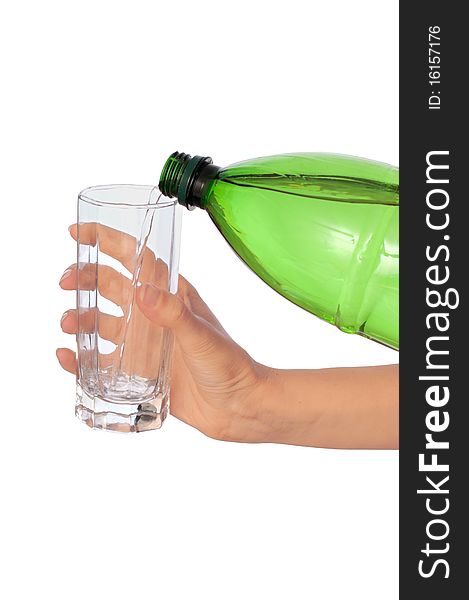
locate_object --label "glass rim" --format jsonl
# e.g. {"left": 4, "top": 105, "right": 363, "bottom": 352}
{"left": 78, "top": 184, "right": 177, "bottom": 209}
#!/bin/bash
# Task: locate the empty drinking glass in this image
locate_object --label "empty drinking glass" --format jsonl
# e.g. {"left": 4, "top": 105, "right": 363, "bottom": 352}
{"left": 75, "top": 185, "right": 181, "bottom": 432}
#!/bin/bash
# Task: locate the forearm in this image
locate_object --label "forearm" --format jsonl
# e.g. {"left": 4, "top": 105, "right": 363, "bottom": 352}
{"left": 251, "top": 364, "right": 399, "bottom": 449}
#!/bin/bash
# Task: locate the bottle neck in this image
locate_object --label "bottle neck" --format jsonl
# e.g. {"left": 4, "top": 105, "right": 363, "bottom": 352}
{"left": 159, "top": 152, "right": 220, "bottom": 210}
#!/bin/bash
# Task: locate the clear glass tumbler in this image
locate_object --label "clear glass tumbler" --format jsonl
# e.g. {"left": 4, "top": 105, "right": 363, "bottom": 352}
{"left": 75, "top": 185, "right": 181, "bottom": 432}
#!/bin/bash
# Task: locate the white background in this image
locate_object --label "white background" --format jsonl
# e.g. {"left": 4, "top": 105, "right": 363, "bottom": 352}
{"left": 0, "top": 1, "right": 398, "bottom": 598}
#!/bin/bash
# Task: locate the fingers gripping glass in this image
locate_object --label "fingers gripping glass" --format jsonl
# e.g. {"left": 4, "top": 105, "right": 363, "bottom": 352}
{"left": 75, "top": 185, "right": 181, "bottom": 432}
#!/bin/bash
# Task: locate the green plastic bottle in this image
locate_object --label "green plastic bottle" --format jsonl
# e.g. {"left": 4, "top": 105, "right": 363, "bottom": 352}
{"left": 159, "top": 152, "right": 399, "bottom": 349}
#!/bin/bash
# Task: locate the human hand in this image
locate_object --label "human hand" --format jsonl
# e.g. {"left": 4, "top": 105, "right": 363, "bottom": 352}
{"left": 58, "top": 224, "right": 398, "bottom": 449}
{"left": 57, "top": 224, "right": 271, "bottom": 442}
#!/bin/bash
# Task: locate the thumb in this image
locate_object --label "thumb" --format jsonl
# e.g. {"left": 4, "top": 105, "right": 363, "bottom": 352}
{"left": 136, "top": 283, "right": 222, "bottom": 358}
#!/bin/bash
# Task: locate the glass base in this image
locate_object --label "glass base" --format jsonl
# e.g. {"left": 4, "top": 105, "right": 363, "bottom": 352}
{"left": 75, "top": 383, "right": 169, "bottom": 433}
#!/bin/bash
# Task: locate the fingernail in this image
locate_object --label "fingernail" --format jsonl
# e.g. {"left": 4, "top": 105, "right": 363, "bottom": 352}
{"left": 141, "top": 284, "right": 160, "bottom": 305}
{"left": 59, "top": 268, "right": 72, "bottom": 284}
{"left": 60, "top": 310, "right": 69, "bottom": 325}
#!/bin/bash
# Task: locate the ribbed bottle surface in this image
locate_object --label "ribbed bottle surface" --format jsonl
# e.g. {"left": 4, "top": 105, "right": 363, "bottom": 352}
{"left": 201, "top": 153, "right": 399, "bottom": 348}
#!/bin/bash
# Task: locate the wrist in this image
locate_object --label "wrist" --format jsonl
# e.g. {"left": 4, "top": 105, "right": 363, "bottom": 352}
{"left": 218, "top": 363, "right": 282, "bottom": 444}
{"left": 245, "top": 364, "right": 284, "bottom": 443}
{"left": 231, "top": 364, "right": 320, "bottom": 445}
{"left": 255, "top": 367, "right": 324, "bottom": 445}
{"left": 222, "top": 363, "right": 399, "bottom": 449}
